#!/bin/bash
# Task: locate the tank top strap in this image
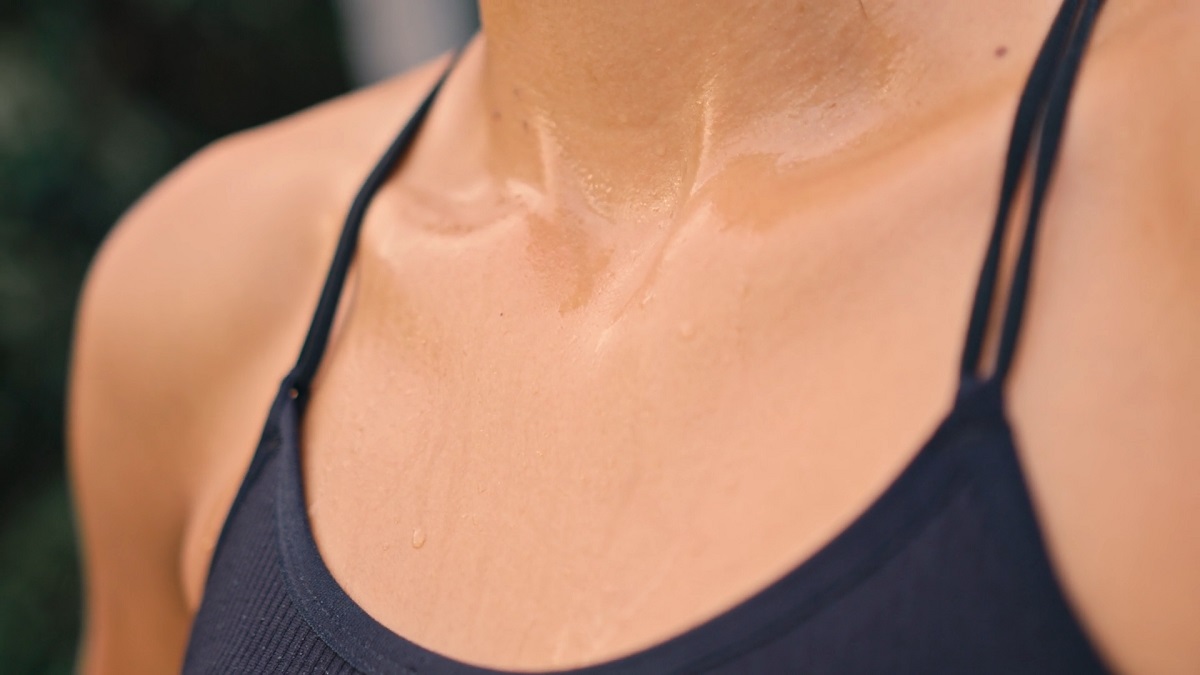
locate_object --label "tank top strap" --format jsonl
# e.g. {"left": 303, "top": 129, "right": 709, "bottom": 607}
{"left": 285, "top": 57, "right": 458, "bottom": 404}
{"left": 959, "top": 0, "right": 1105, "bottom": 390}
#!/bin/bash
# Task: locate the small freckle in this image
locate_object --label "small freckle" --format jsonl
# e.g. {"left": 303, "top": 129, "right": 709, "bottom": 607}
{"left": 411, "top": 528, "right": 426, "bottom": 549}
{"left": 491, "top": 110, "right": 501, "bottom": 121}
{"left": 521, "top": 119, "right": 530, "bottom": 133}
{"left": 995, "top": 45, "right": 1008, "bottom": 58}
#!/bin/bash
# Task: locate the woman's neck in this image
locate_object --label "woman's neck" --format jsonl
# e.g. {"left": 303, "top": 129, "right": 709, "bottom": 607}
{"left": 471, "top": 0, "right": 1060, "bottom": 221}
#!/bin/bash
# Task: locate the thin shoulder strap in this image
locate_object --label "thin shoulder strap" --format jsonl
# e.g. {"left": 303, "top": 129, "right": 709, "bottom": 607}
{"left": 287, "top": 59, "right": 457, "bottom": 403}
{"left": 960, "top": 0, "right": 1105, "bottom": 387}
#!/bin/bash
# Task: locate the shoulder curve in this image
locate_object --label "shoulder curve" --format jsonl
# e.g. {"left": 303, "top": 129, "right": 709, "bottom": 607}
{"left": 1047, "top": 0, "right": 1200, "bottom": 279}
{"left": 1006, "top": 3, "right": 1200, "bottom": 671}
{"left": 1078, "top": 0, "right": 1200, "bottom": 192}
{"left": 67, "top": 54, "right": 455, "bottom": 671}
{"left": 72, "top": 51, "right": 455, "bottom": 440}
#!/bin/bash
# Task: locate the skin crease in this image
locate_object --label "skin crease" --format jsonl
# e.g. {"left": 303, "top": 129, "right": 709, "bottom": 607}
{"left": 67, "top": 0, "right": 1200, "bottom": 672}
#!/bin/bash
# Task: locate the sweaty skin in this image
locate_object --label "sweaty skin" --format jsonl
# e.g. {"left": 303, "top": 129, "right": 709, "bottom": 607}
{"left": 70, "top": 1, "right": 1200, "bottom": 672}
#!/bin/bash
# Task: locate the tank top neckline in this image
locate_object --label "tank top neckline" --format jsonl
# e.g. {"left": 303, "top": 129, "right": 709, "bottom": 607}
{"left": 220, "top": 0, "right": 1113, "bottom": 671}
{"left": 271, "top": 378, "right": 1105, "bottom": 674}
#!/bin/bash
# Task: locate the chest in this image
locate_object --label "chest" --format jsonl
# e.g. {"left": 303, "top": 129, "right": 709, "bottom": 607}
{"left": 288, "top": 164, "right": 999, "bottom": 667}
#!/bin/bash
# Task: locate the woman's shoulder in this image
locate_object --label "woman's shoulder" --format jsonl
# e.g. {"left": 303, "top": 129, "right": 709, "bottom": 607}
{"left": 67, "top": 54, "right": 452, "bottom": 671}
{"left": 1073, "top": 0, "right": 1199, "bottom": 174}
{"left": 72, "top": 52, "right": 451, "bottom": 473}
{"left": 1005, "top": 2, "right": 1200, "bottom": 672}
{"left": 85, "top": 53, "right": 452, "bottom": 363}
{"left": 75, "top": 52, "right": 452, "bottom": 443}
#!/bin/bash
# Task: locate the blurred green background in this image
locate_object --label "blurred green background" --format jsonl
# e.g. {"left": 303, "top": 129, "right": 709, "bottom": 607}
{"left": 0, "top": 0, "right": 480, "bottom": 671}
{"left": 0, "top": 2, "right": 349, "bottom": 671}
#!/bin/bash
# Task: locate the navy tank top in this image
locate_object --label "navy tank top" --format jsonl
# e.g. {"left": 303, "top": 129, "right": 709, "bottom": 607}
{"left": 184, "top": 1, "right": 1113, "bottom": 672}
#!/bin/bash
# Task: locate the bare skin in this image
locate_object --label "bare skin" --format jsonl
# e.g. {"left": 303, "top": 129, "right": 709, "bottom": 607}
{"left": 70, "top": 1, "right": 1200, "bottom": 672}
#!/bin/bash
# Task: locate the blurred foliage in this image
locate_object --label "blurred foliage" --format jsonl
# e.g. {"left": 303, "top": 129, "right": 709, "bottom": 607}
{"left": 0, "top": 0, "right": 350, "bottom": 671}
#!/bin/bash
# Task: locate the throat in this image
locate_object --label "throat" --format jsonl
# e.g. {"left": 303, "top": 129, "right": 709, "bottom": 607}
{"left": 460, "top": 0, "right": 1070, "bottom": 227}
{"left": 476, "top": 0, "right": 904, "bottom": 221}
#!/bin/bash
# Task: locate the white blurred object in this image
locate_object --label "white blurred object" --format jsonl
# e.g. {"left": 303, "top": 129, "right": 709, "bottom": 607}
{"left": 336, "top": 0, "right": 478, "bottom": 85}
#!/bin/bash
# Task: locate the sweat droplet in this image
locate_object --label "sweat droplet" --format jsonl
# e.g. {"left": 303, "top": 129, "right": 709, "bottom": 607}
{"left": 411, "top": 528, "right": 427, "bottom": 549}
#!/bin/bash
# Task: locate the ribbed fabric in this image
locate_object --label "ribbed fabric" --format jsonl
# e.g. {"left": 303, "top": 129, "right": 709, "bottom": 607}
{"left": 184, "top": 2, "right": 1113, "bottom": 672}
{"left": 182, "top": 396, "right": 360, "bottom": 675}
